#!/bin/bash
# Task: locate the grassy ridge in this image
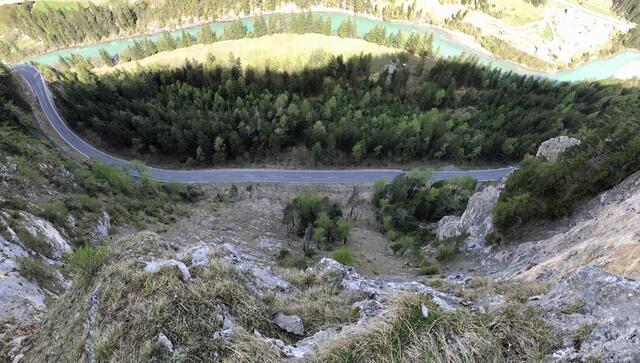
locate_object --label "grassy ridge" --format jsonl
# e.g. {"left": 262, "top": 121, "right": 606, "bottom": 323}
{"left": 96, "top": 33, "right": 403, "bottom": 73}
{"left": 32, "top": 0, "right": 91, "bottom": 12}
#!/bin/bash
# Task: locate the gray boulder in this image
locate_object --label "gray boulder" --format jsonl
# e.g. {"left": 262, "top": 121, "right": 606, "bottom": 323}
{"left": 272, "top": 312, "right": 304, "bottom": 335}
{"left": 190, "top": 245, "right": 210, "bottom": 267}
{"left": 436, "top": 215, "right": 461, "bottom": 241}
{"left": 156, "top": 333, "right": 174, "bottom": 353}
{"left": 536, "top": 136, "right": 581, "bottom": 161}
{"left": 435, "top": 184, "right": 502, "bottom": 253}
{"left": 313, "top": 258, "right": 459, "bottom": 312}
{"left": 220, "top": 243, "right": 294, "bottom": 293}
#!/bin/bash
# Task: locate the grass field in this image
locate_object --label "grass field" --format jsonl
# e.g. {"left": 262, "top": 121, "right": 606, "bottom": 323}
{"left": 570, "top": 0, "right": 614, "bottom": 17}
{"left": 486, "top": 0, "right": 545, "bottom": 25}
{"left": 33, "top": 0, "right": 91, "bottom": 11}
{"left": 97, "top": 33, "right": 404, "bottom": 74}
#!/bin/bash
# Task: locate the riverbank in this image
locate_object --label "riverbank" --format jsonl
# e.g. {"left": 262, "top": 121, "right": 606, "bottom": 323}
{"left": 13, "top": 4, "right": 640, "bottom": 81}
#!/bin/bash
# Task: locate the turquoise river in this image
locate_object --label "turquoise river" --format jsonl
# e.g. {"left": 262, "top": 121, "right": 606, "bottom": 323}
{"left": 29, "top": 12, "right": 640, "bottom": 82}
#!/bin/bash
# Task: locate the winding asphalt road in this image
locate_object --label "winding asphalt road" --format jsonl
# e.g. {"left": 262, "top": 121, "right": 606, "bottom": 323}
{"left": 14, "top": 64, "right": 516, "bottom": 184}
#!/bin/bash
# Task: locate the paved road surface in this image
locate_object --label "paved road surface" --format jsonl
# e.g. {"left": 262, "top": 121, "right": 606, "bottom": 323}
{"left": 14, "top": 64, "right": 516, "bottom": 184}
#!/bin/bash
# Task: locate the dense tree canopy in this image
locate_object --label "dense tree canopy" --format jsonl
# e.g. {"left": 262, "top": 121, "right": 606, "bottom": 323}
{"left": 53, "top": 54, "right": 640, "bottom": 235}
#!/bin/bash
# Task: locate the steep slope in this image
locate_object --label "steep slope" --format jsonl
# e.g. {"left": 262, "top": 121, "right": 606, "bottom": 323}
{"left": 0, "top": 64, "right": 200, "bottom": 360}
{"left": 492, "top": 170, "right": 640, "bottom": 281}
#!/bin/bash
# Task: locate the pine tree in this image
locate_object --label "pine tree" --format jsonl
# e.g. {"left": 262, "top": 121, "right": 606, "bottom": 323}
{"left": 337, "top": 18, "right": 356, "bottom": 38}
{"left": 157, "top": 31, "right": 177, "bottom": 52}
{"left": 404, "top": 32, "right": 420, "bottom": 54}
{"left": 98, "top": 48, "right": 114, "bottom": 66}
{"left": 197, "top": 25, "right": 217, "bottom": 44}
{"left": 179, "top": 30, "right": 193, "bottom": 48}
{"left": 253, "top": 16, "right": 268, "bottom": 37}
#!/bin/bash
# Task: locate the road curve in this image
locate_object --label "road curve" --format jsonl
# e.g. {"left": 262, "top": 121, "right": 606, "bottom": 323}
{"left": 14, "top": 64, "right": 516, "bottom": 184}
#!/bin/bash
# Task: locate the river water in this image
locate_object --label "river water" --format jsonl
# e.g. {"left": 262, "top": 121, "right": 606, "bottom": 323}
{"left": 30, "top": 12, "right": 640, "bottom": 82}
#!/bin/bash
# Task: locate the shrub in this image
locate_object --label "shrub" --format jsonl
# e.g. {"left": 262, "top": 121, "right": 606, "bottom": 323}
{"left": 38, "top": 200, "right": 70, "bottom": 227}
{"left": 16, "top": 256, "right": 62, "bottom": 293}
{"left": 16, "top": 229, "right": 55, "bottom": 258}
{"left": 66, "top": 245, "right": 109, "bottom": 277}
{"left": 331, "top": 247, "right": 354, "bottom": 266}
{"left": 76, "top": 194, "right": 101, "bottom": 212}
{"left": 435, "top": 243, "right": 458, "bottom": 262}
{"left": 417, "top": 265, "right": 440, "bottom": 275}
{"left": 304, "top": 248, "right": 317, "bottom": 258}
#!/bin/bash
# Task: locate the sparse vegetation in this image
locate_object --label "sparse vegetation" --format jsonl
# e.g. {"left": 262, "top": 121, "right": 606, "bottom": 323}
{"left": 16, "top": 256, "right": 63, "bottom": 293}
{"left": 331, "top": 247, "right": 354, "bottom": 266}
{"left": 66, "top": 245, "right": 109, "bottom": 278}
{"left": 561, "top": 299, "right": 587, "bottom": 315}
{"left": 313, "top": 293, "right": 558, "bottom": 362}
{"left": 26, "top": 233, "right": 362, "bottom": 362}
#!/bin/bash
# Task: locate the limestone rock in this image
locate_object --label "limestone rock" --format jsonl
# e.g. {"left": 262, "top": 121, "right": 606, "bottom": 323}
{"left": 190, "top": 245, "right": 210, "bottom": 267}
{"left": 534, "top": 268, "right": 640, "bottom": 362}
{"left": 459, "top": 185, "right": 501, "bottom": 252}
{"left": 435, "top": 184, "right": 502, "bottom": 253}
{"left": 144, "top": 259, "right": 191, "bottom": 283}
{"left": 17, "top": 211, "right": 71, "bottom": 259}
{"left": 436, "top": 215, "right": 461, "bottom": 241}
{"left": 488, "top": 171, "right": 640, "bottom": 281}
{"left": 0, "top": 212, "right": 61, "bottom": 322}
{"left": 157, "top": 333, "right": 174, "bottom": 353}
{"left": 212, "top": 314, "right": 238, "bottom": 341}
{"left": 421, "top": 304, "right": 430, "bottom": 318}
{"left": 313, "top": 258, "right": 459, "bottom": 312}
{"left": 272, "top": 312, "right": 304, "bottom": 335}
{"left": 352, "top": 299, "right": 384, "bottom": 318}
{"left": 91, "top": 211, "right": 110, "bottom": 243}
{"left": 220, "top": 243, "right": 294, "bottom": 293}
{"left": 536, "top": 136, "right": 581, "bottom": 161}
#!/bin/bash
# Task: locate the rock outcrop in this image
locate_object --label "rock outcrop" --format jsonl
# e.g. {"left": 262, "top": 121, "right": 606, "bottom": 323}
{"left": 436, "top": 215, "right": 461, "bottom": 241}
{"left": 144, "top": 259, "right": 191, "bottom": 283}
{"left": 536, "top": 268, "right": 640, "bottom": 362}
{"left": 487, "top": 170, "right": 640, "bottom": 281}
{"left": 536, "top": 136, "right": 581, "bottom": 161}
{"left": 272, "top": 312, "right": 305, "bottom": 335}
{"left": 0, "top": 211, "right": 70, "bottom": 322}
{"left": 179, "top": 245, "right": 460, "bottom": 359}
{"left": 90, "top": 211, "right": 110, "bottom": 243}
{"left": 435, "top": 183, "right": 503, "bottom": 253}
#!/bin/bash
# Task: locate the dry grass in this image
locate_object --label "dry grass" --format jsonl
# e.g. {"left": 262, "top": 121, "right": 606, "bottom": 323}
{"left": 485, "top": 0, "right": 545, "bottom": 26}
{"left": 23, "top": 232, "right": 363, "bottom": 362}
{"left": 313, "top": 293, "right": 558, "bottom": 363}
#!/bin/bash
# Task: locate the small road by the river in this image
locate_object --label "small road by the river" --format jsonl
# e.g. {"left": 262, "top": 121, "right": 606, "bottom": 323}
{"left": 14, "top": 64, "right": 516, "bottom": 184}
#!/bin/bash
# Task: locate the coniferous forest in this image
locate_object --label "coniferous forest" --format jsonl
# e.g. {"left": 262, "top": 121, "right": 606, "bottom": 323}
{"left": 53, "top": 54, "right": 640, "bottom": 232}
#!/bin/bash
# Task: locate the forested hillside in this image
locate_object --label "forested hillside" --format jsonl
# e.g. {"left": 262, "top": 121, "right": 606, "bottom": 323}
{"left": 52, "top": 54, "right": 640, "bottom": 232}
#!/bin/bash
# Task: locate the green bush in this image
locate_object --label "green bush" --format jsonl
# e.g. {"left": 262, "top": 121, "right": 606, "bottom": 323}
{"left": 38, "top": 200, "right": 70, "bottom": 227}
{"left": 76, "top": 194, "right": 102, "bottom": 212}
{"left": 66, "top": 245, "right": 109, "bottom": 277}
{"left": 331, "top": 247, "right": 354, "bottom": 266}
{"left": 16, "top": 229, "right": 55, "bottom": 258}
{"left": 16, "top": 256, "right": 62, "bottom": 293}
{"left": 417, "top": 262, "right": 441, "bottom": 276}
{"left": 435, "top": 243, "right": 458, "bottom": 262}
